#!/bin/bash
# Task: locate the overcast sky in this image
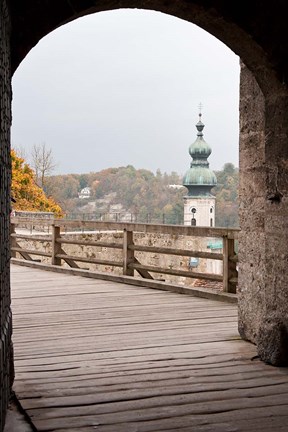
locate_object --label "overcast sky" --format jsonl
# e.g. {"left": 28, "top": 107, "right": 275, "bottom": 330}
{"left": 11, "top": 9, "right": 240, "bottom": 176}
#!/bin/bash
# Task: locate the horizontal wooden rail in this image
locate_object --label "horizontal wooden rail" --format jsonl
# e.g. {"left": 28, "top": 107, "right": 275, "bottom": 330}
{"left": 11, "top": 233, "right": 52, "bottom": 242}
{"left": 10, "top": 218, "right": 239, "bottom": 294}
{"left": 57, "top": 238, "right": 123, "bottom": 249}
{"left": 11, "top": 247, "right": 51, "bottom": 258}
{"left": 129, "top": 244, "right": 223, "bottom": 260}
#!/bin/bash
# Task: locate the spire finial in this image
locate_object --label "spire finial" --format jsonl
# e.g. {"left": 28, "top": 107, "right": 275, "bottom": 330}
{"left": 196, "top": 103, "right": 204, "bottom": 136}
{"left": 198, "top": 102, "right": 203, "bottom": 121}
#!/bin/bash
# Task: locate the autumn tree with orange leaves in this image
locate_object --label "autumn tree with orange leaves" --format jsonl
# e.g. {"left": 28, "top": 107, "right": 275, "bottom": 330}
{"left": 11, "top": 149, "right": 63, "bottom": 216}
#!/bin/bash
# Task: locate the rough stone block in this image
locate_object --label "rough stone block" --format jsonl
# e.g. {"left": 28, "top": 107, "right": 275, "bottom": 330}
{"left": 257, "top": 318, "right": 288, "bottom": 366}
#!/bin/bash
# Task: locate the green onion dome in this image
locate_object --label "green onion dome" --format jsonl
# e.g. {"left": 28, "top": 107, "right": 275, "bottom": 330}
{"left": 183, "top": 113, "right": 217, "bottom": 196}
{"left": 189, "top": 118, "right": 212, "bottom": 159}
{"left": 183, "top": 166, "right": 217, "bottom": 186}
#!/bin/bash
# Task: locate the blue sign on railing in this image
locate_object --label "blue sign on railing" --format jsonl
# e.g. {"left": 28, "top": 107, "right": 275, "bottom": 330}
{"left": 189, "top": 257, "right": 199, "bottom": 268}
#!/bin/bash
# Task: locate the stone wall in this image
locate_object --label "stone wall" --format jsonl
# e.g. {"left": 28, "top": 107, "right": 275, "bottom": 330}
{"left": 12, "top": 212, "right": 55, "bottom": 233}
{"left": 238, "top": 62, "right": 288, "bottom": 365}
{"left": 238, "top": 62, "right": 266, "bottom": 345}
{"left": 14, "top": 211, "right": 54, "bottom": 219}
{"left": 0, "top": 1, "right": 13, "bottom": 430}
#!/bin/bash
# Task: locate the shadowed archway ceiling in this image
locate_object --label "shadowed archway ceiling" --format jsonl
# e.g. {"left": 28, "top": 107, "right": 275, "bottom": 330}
{"left": 10, "top": 0, "right": 288, "bottom": 93}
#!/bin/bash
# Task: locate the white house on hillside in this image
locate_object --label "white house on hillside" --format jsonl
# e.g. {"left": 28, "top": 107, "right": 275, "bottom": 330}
{"left": 78, "top": 187, "right": 91, "bottom": 199}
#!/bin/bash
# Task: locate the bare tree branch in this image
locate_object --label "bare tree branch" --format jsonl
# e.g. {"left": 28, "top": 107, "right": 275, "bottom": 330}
{"left": 13, "top": 145, "right": 27, "bottom": 160}
{"left": 31, "top": 143, "right": 57, "bottom": 187}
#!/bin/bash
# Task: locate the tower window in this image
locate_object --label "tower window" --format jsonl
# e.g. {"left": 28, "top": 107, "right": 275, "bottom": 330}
{"left": 210, "top": 207, "right": 213, "bottom": 213}
{"left": 191, "top": 208, "right": 197, "bottom": 214}
{"left": 191, "top": 217, "right": 196, "bottom": 226}
{"left": 210, "top": 218, "right": 213, "bottom": 227}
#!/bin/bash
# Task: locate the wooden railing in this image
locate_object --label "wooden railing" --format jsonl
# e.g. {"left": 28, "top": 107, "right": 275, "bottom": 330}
{"left": 10, "top": 218, "right": 239, "bottom": 294}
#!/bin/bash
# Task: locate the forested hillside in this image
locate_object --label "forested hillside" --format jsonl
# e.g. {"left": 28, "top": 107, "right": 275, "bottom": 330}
{"left": 45, "top": 166, "right": 184, "bottom": 224}
{"left": 213, "top": 163, "right": 239, "bottom": 227}
{"left": 44, "top": 163, "right": 239, "bottom": 227}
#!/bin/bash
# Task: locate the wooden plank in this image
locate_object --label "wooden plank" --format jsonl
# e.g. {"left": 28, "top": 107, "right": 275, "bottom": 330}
{"left": 11, "top": 259, "right": 237, "bottom": 303}
{"left": 20, "top": 386, "right": 288, "bottom": 416}
{"left": 11, "top": 233, "right": 52, "bottom": 242}
{"left": 130, "top": 244, "right": 223, "bottom": 260}
{"left": 12, "top": 356, "right": 254, "bottom": 375}
{"left": 14, "top": 366, "right": 286, "bottom": 393}
{"left": 20, "top": 400, "right": 288, "bottom": 431}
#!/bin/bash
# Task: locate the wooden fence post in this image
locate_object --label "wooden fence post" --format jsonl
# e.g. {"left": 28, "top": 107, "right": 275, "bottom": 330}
{"left": 52, "top": 225, "right": 62, "bottom": 266}
{"left": 123, "top": 229, "right": 134, "bottom": 276}
{"left": 223, "top": 236, "right": 238, "bottom": 293}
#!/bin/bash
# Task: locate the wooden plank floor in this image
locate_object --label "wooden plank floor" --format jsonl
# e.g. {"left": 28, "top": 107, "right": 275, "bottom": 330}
{"left": 11, "top": 264, "right": 288, "bottom": 432}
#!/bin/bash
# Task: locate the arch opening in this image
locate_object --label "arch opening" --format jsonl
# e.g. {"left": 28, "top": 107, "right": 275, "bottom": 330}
{"left": 11, "top": 9, "right": 240, "bottom": 178}
{"left": 6, "top": 0, "right": 288, "bottom": 374}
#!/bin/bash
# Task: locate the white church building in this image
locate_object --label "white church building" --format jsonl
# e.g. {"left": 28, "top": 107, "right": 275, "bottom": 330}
{"left": 182, "top": 112, "right": 222, "bottom": 276}
{"left": 182, "top": 112, "right": 217, "bottom": 227}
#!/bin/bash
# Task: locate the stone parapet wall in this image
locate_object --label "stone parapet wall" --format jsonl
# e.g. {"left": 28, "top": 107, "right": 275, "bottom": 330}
{"left": 14, "top": 211, "right": 54, "bottom": 219}
{"left": 0, "top": 1, "right": 12, "bottom": 430}
{"left": 12, "top": 212, "right": 55, "bottom": 233}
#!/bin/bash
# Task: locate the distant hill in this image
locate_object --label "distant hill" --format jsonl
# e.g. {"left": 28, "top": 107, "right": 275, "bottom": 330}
{"left": 44, "top": 163, "right": 239, "bottom": 227}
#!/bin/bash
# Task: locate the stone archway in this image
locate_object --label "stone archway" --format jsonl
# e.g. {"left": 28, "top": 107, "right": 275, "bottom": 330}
{"left": 9, "top": 0, "right": 288, "bottom": 366}
{"left": 2, "top": 4, "right": 288, "bottom": 427}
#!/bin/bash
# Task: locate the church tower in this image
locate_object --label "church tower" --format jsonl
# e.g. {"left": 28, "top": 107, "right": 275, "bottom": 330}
{"left": 183, "top": 112, "right": 217, "bottom": 226}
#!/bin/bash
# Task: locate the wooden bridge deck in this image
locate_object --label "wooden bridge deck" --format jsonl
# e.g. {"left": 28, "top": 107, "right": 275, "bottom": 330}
{"left": 11, "top": 264, "right": 288, "bottom": 432}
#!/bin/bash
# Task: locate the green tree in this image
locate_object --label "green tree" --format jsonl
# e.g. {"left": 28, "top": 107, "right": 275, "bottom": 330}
{"left": 212, "top": 163, "right": 239, "bottom": 227}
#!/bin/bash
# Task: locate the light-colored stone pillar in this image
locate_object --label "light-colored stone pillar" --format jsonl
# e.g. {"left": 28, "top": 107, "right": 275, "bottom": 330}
{"left": 238, "top": 62, "right": 288, "bottom": 365}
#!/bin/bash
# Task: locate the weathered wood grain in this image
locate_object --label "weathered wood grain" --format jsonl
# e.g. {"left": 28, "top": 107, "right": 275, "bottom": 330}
{"left": 11, "top": 264, "right": 288, "bottom": 432}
